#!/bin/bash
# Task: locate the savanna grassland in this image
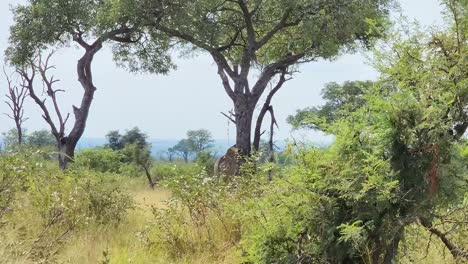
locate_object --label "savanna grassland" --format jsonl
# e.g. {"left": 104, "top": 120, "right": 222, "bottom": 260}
{"left": 1, "top": 0, "right": 468, "bottom": 263}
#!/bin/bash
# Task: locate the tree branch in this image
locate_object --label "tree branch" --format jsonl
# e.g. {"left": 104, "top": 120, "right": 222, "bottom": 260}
{"left": 420, "top": 217, "right": 468, "bottom": 260}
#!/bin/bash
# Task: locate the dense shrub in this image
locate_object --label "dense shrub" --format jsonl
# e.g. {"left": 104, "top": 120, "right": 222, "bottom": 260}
{"left": 73, "top": 148, "right": 123, "bottom": 173}
{"left": 142, "top": 160, "right": 271, "bottom": 261}
{"left": 195, "top": 151, "right": 215, "bottom": 176}
{"left": 0, "top": 152, "right": 134, "bottom": 263}
{"left": 0, "top": 153, "right": 30, "bottom": 220}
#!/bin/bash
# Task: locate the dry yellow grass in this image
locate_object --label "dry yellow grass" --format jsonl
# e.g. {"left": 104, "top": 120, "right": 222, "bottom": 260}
{"left": 57, "top": 181, "right": 172, "bottom": 264}
{"left": 2, "top": 177, "right": 463, "bottom": 264}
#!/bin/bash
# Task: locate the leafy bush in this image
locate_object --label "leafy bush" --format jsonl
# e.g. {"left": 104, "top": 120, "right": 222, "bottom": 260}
{"left": 142, "top": 167, "right": 242, "bottom": 260}
{"left": 195, "top": 151, "right": 215, "bottom": 176}
{"left": 150, "top": 162, "right": 199, "bottom": 182}
{"left": 0, "top": 152, "right": 134, "bottom": 263}
{"left": 0, "top": 153, "right": 30, "bottom": 220}
{"left": 73, "top": 148, "right": 123, "bottom": 173}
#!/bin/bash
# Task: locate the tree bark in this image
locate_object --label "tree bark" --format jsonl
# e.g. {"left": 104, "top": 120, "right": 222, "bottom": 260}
{"left": 420, "top": 217, "right": 468, "bottom": 260}
{"left": 51, "top": 39, "right": 102, "bottom": 170}
{"left": 234, "top": 99, "right": 255, "bottom": 156}
{"left": 142, "top": 164, "right": 156, "bottom": 189}
{"left": 16, "top": 124, "right": 23, "bottom": 146}
{"left": 58, "top": 137, "right": 75, "bottom": 170}
{"left": 253, "top": 71, "right": 287, "bottom": 152}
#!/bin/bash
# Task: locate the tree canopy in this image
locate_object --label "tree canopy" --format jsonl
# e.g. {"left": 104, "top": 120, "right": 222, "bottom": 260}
{"left": 6, "top": 0, "right": 173, "bottom": 72}
{"left": 109, "top": 0, "right": 396, "bottom": 156}
{"left": 186, "top": 129, "right": 214, "bottom": 153}
{"left": 287, "top": 81, "right": 374, "bottom": 132}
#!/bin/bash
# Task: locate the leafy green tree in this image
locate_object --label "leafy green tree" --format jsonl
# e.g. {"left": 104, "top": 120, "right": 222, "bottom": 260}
{"left": 186, "top": 129, "right": 214, "bottom": 153}
{"left": 127, "top": 0, "right": 394, "bottom": 156}
{"left": 105, "top": 130, "right": 124, "bottom": 151}
{"left": 104, "top": 127, "right": 155, "bottom": 187}
{"left": 173, "top": 139, "right": 192, "bottom": 163}
{"left": 1, "top": 129, "right": 23, "bottom": 151}
{"left": 166, "top": 147, "right": 176, "bottom": 162}
{"left": 287, "top": 81, "right": 374, "bottom": 132}
{"left": 121, "top": 143, "right": 155, "bottom": 188}
{"left": 73, "top": 147, "right": 123, "bottom": 173}
{"left": 6, "top": 0, "right": 173, "bottom": 169}
{"left": 195, "top": 150, "right": 216, "bottom": 176}
{"left": 245, "top": 1, "right": 468, "bottom": 262}
{"left": 105, "top": 127, "right": 150, "bottom": 151}
{"left": 120, "top": 127, "right": 149, "bottom": 149}
{"left": 27, "top": 130, "right": 56, "bottom": 148}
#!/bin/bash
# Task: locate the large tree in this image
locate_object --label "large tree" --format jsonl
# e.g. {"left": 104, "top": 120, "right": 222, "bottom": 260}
{"left": 6, "top": 0, "right": 173, "bottom": 169}
{"left": 127, "top": 0, "right": 394, "bottom": 157}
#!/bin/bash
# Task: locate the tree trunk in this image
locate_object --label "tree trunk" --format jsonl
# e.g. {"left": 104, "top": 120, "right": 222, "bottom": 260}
{"left": 253, "top": 104, "right": 268, "bottom": 153}
{"left": 234, "top": 99, "right": 255, "bottom": 156}
{"left": 142, "top": 164, "right": 155, "bottom": 189}
{"left": 16, "top": 124, "right": 23, "bottom": 146}
{"left": 55, "top": 37, "right": 102, "bottom": 170}
{"left": 58, "top": 137, "right": 76, "bottom": 170}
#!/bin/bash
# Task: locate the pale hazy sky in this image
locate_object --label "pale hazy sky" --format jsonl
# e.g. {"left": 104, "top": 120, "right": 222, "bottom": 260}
{"left": 0, "top": 0, "right": 445, "bottom": 141}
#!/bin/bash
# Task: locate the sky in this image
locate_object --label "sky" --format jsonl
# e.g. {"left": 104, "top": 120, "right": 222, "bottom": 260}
{"left": 0, "top": 0, "right": 445, "bottom": 142}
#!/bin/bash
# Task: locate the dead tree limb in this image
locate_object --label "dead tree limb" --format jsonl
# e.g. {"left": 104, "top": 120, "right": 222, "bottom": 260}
{"left": 253, "top": 69, "right": 289, "bottom": 152}
{"left": 17, "top": 53, "right": 69, "bottom": 153}
{"left": 3, "top": 67, "right": 28, "bottom": 145}
{"left": 419, "top": 217, "right": 468, "bottom": 260}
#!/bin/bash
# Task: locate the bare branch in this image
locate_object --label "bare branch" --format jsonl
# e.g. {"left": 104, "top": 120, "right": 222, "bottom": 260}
{"left": 221, "top": 111, "right": 236, "bottom": 124}
{"left": 420, "top": 217, "right": 468, "bottom": 260}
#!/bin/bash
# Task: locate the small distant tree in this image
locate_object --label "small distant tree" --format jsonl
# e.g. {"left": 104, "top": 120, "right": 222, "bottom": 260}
{"left": 1, "top": 129, "right": 22, "bottom": 151}
{"left": 27, "top": 130, "right": 56, "bottom": 148}
{"left": 105, "top": 130, "right": 124, "bottom": 151}
{"left": 120, "top": 127, "right": 149, "bottom": 149}
{"left": 3, "top": 68, "right": 28, "bottom": 145}
{"left": 121, "top": 143, "right": 155, "bottom": 189}
{"left": 166, "top": 147, "right": 176, "bottom": 162}
{"left": 173, "top": 139, "right": 191, "bottom": 163}
{"left": 186, "top": 129, "right": 214, "bottom": 153}
{"left": 105, "top": 127, "right": 155, "bottom": 188}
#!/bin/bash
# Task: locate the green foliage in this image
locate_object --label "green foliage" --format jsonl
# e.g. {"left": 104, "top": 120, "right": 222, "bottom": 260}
{"left": 186, "top": 129, "right": 214, "bottom": 153}
{"left": 287, "top": 81, "right": 374, "bottom": 132}
{"left": 106, "top": 127, "right": 149, "bottom": 151}
{"left": 6, "top": 0, "right": 173, "bottom": 74}
{"left": 238, "top": 2, "right": 468, "bottom": 263}
{"left": 195, "top": 151, "right": 215, "bottom": 176}
{"left": 0, "top": 153, "right": 31, "bottom": 220}
{"left": 172, "top": 139, "right": 192, "bottom": 163}
{"left": 1, "top": 128, "right": 23, "bottom": 150}
{"left": 131, "top": 0, "right": 394, "bottom": 67}
{"left": 73, "top": 147, "right": 123, "bottom": 173}
{"left": 105, "top": 130, "right": 124, "bottom": 151}
{"left": 27, "top": 129, "right": 56, "bottom": 148}
{"left": 0, "top": 151, "right": 134, "bottom": 262}
{"left": 168, "top": 129, "right": 215, "bottom": 163}
{"left": 104, "top": 127, "right": 153, "bottom": 174}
